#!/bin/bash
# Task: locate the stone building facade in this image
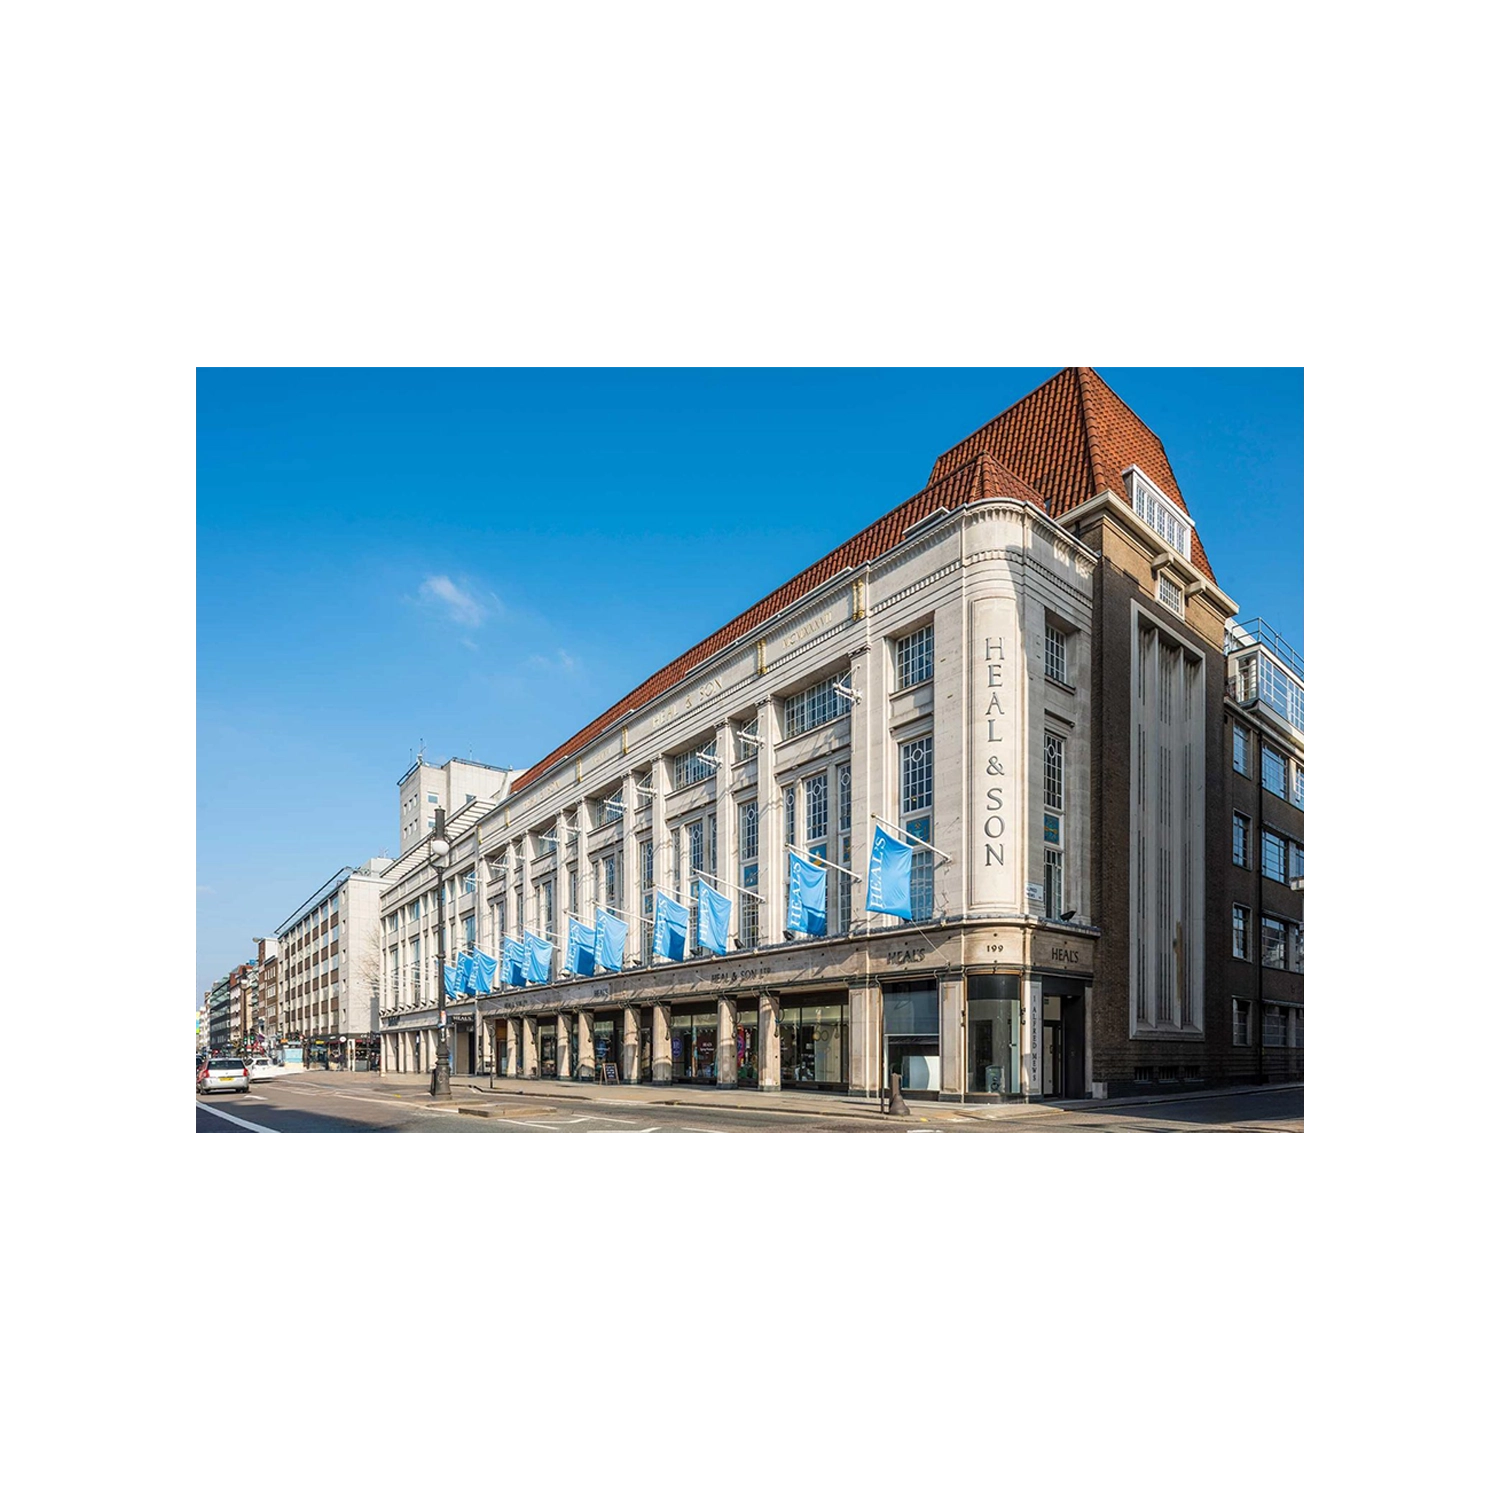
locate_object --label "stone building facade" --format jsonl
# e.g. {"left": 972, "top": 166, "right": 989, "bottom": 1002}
{"left": 378, "top": 368, "right": 1301, "bottom": 1100}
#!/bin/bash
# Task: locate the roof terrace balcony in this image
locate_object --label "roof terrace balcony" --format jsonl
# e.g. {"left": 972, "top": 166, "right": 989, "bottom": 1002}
{"left": 1225, "top": 617, "right": 1304, "bottom": 739}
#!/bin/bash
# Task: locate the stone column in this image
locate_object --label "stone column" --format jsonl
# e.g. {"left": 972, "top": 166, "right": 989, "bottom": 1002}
{"left": 505, "top": 1018, "right": 520, "bottom": 1078}
{"left": 651, "top": 1003, "right": 671, "bottom": 1083}
{"left": 848, "top": 642, "right": 888, "bottom": 934}
{"left": 1083, "top": 983, "right": 1097, "bottom": 1099}
{"left": 848, "top": 979, "right": 881, "bottom": 1097}
{"left": 621, "top": 769, "right": 641, "bottom": 966}
{"left": 523, "top": 1015, "right": 540, "bottom": 1079}
{"left": 577, "top": 1010, "right": 596, "bottom": 1082}
{"left": 622, "top": 1005, "right": 642, "bottom": 1083}
{"left": 716, "top": 995, "right": 736, "bottom": 1088}
{"left": 557, "top": 1014, "right": 572, "bottom": 1080}
{"left": 939, "top": 973, "right": 965, "bottom": 1100}
{"left": 758, "top": 992, "right": 781, "bottom": 1090}
{"left": 650, "top": 752, "right": 670, "bottom": 901}
{"left": 755, "top": 695, "right": 785, "bottom": 943}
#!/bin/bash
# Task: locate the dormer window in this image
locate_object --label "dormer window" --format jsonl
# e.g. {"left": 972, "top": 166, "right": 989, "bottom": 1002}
{"left": 1126, "top": 467, "right": 1193, "bottom": 558}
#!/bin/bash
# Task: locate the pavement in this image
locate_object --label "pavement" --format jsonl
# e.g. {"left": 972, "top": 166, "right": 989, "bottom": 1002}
{"left": 344, "top": 1068, "right": 1299, "bottom": 1124}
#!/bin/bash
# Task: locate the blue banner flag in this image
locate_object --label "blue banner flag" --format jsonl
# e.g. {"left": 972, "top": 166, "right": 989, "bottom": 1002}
{"left": 565, "top": 917, "right": 597, "bottom": 977}
{"left": 652, "top": 891, "right": 689, "bottom": 961}
{"left": 456, "top": 951, "right": 475, "bottom": 995}
{"left": 866, "top": 824, "right": 913, "bottom": 919}
{"left": 503, "top": 936, "right": 526, "bottom": 987}
{"left": 471, "top": 949, "right": 498, "bottom": 995}
{"left": 697, "top": 880, "right": 732, "bottom": 956}
{"left": 523, "top": 930, "right": 554, "bottom": 985}
{"left": 787, "top": 851, "right": 828, "bottom": 936}
{"left": 443, "top": 963, "right": 461, "bottom": 999}
{"left": 594, "top": 908, "right": 627, "bottom": 971}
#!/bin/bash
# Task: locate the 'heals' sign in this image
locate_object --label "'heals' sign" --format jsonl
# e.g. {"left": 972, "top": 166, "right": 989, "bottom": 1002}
{"left": 969, "top": 595, "right": 1021, "bottom": 914}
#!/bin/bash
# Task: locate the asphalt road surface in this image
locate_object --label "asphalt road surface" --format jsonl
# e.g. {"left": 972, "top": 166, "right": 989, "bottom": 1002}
{"left": 196, "top": 1073, "right": 1303, "bottom": 1134}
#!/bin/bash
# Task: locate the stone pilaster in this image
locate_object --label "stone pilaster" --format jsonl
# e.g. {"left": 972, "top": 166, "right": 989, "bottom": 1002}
{"left": 755, "top": 695, "right": 785, "bottom": 942}
{"left": 622, "top": 1005, "right": 642, "bottom": 1084}
{"left": 652, "top": 1003, "right": 671, "bottom": 1083}
{"left": 758, "top": 992, "right": 781, "bottom": 1090}
{"left": 939, "top": 973, "right": 965, "bottom": 1099}
{"left": 557, "top": 1014, "right": 572, "bottom": 1080}
{"left": 576, "top": 1009, "right": 596, "bottom": 1082}
{"left": 848, "top": 978, "right": 882, "bottom": 1097}
{"left": 716, "top": 995, "right": 736, "bottom": 1088}
{"left": 523, "top": 1015, "right": 540, "bottom": 1079}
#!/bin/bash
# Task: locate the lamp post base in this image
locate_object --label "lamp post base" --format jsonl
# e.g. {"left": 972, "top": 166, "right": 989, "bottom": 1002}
{"left": 430, "top": 1063, "right": 452, "bottom": 1099}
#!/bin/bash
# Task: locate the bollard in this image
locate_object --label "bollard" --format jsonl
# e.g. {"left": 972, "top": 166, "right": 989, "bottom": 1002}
{"left": 888, "top": 1070, "right": 911, "bottom": 1117}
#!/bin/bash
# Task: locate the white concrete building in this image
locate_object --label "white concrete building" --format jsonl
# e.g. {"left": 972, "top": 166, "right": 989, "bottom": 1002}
{"left": 376, "top": 368, "right": 1272, "bottom": 1100}
{"left": 397, "top": 755, "right": 519, "bottom": 855}
{"left": 276, "top": 857, "right": 393, "bottom": 1069}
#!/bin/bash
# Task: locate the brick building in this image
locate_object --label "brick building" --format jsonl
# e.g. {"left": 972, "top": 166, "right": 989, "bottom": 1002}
{"left": 379, "top": 368, "right": 1302, "bottom": 1099}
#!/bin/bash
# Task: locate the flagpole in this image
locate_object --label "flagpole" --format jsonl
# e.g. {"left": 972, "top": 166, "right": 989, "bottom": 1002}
{"left": 788, "top": 842, "right": 862, "bottom": 880}
{"left": 691, "top": 869, "right": 766, "bottom": 903}
{"left": 870, "top": 813, "right": 953, "bottom": 864}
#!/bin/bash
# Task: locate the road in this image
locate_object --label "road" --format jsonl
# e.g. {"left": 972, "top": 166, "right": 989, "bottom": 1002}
{"left": 196, "top": 1073, "right": 1303, "bottom": 1133}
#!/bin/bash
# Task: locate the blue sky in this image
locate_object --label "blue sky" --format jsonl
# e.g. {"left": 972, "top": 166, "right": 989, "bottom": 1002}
{"left": 197, "top": 367, "right": 1303, "bottom": 1006}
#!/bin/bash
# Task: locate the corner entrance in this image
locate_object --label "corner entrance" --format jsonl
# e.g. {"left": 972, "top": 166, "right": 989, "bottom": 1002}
{"left": 1041, "top": 988, "right": 1086, "bottom": 1098}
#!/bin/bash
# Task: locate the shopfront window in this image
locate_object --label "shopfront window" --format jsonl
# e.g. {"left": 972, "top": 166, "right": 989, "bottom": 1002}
{"left": 736, "top": 1006, "right": 759, "bottom": 1086}
{"left": 539, "top": 1029, "right": 558, "bottom": 1079}
{"left": 779, "top": 998, "right": 847, "bottom": 1088}
{"left": 883, "top": 981, "right": 939, "bottom": 1092}
{"left": 968, "top": 975, "right": 1021, "bottom": 1095}
{"left": 670, "top": 1005, "right": 718, "bottom": 1084}
{"left": 594, "top": 1014, "right": 618, "bottom": 1071}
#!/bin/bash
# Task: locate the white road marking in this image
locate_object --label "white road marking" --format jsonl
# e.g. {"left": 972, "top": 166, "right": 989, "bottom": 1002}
{"left": 197, "top": 1102, "right": 278, "bottom": 1133}
{"left": 640, "top": 1126, "right": 661, "bottom": 1133}
{"left": 505, "top": 1118, "right": 560, "bottom": 1129}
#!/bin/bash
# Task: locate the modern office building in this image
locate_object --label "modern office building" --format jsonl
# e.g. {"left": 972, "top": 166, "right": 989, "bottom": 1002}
{"left": 398, "top": 755, "right": 520, "bottom": 855}
{"left": 378, "top": 367, "right": 1302, "bottom": 1100}
{"left": 276, "top": 858, "right": 393, "bottom": 1069}
{"left": 207, "top": 975, "right": 232, "bottom": 1054}
{"left": 1222, "top": 618, "right": 1305, "bottom": 1082}
{"left": 227, "top": 961, "right": 257, "bottom": 1047}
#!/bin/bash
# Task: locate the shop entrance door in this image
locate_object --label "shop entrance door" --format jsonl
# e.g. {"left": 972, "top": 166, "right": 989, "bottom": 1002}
{"left": 1042, "top": 991, "right": 1086, "bottom": 1098}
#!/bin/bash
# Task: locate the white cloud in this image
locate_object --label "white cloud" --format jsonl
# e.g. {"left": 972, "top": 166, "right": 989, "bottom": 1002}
{"left": 527, "top": 648, "right": 581, "bottom": 675}
{"left": 418, "top": 574, "right": 489, "bottom": 630}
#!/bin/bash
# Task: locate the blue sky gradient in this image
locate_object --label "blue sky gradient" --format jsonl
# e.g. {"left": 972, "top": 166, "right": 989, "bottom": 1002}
{"left": 197, "top": 367, "right": 1303, "bottom": 1005}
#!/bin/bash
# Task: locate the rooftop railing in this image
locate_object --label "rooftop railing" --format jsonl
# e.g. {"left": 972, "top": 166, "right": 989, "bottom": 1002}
{"left": 1224, "top": 617, "right": 1303, "bottom": 681}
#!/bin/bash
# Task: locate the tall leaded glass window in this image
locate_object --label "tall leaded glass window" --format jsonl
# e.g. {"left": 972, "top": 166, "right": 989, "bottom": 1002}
{"left": 896, "top": 625, "right": 934, "bottom": 689}
{"left": 784, "top": 671, "right": 851, "bottom": 737}
{"left": 785, "top": 784, "right": 796, "bottom": 844}
{"left": 1233, "top": 722, "right": 1249, "bottom": 774}
{"left": 603, "top": 854, "right": 617, "bottom": 909}
{"left": 1233, "top": 905, "right": 1249, "bottom": 960}
{"left": 740, "top": 862, "right": 760, "bottom": 948}
{"left": 1045, "top": 623, "right": 1067, "bottom": 685}
{"left": 707, "top": 812, "right": 717, "bottom": 874}
{"left": 1291, "top": 762, "right": 1305, "bottom": 808}
{"left": 900, "top": 735, "right": 934, "bottom": 921}
{"left": 739, "top": 799, "right": 758, "bottom": 859}
{"left": 639, "top": 839, "right": 653, "bottom": 954}
{"left": 1045, "top": 733, "right": 1064, "bottom": 811}
{"left": 688, "top": 821, "right": 705, "bottom": 877}
{"left": 806, "top": 772, "right": 828, "bottom": 841}
{"left": 672, "top": 740, "right": 716, "bottom": 789}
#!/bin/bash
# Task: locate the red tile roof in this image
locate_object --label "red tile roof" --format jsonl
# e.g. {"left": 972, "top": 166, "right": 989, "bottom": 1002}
{"left": 511, "top": 369, "right": 1213, "bottom": 799}
{"left": 510, "top": 452, "right": 1043, "bottom": 795}
{"left": 927, "top": 367, "right": 1217, "bottom": 581}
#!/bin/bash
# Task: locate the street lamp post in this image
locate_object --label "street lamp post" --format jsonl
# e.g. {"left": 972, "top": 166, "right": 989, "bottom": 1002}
{"left": 430, "top": 808, "right": 453, "bottom": 1100}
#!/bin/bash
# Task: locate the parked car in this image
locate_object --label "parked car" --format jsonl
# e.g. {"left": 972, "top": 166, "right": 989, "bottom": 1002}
{"left": 248, "top": 1056, "right": 281, "bottom": 1082}
{"left": 198, "top": 1057, "right": 250, "bottom": 1095}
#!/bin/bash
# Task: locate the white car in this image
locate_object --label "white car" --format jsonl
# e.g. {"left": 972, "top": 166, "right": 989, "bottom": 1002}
{"left": 198, "top": 1057, "right": 250, "bottom": 1095}
{"left": 248, "top": 1056, "right": 282, "bottom": 1082}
